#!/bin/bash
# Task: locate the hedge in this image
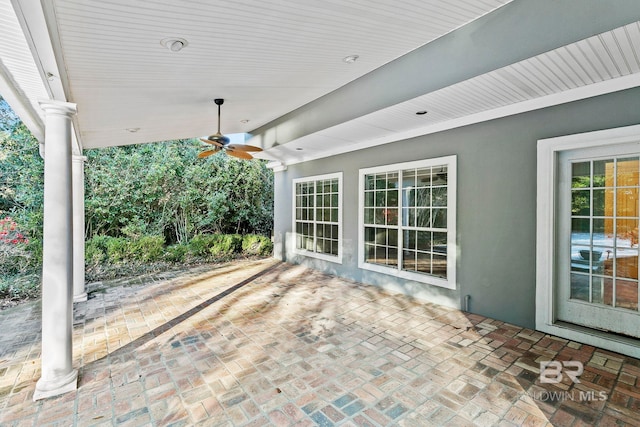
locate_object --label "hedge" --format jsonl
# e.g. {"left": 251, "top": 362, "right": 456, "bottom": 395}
{"left": 84, "top": 233, "right": 271, "bottom": 265}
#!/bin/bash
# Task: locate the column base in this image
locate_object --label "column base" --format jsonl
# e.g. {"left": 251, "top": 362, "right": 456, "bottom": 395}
{"left": 73, "top": 292, "right": 88, "bottom": 303}
{"left": 33, "top": 369, "right": 78, "bottom": 401}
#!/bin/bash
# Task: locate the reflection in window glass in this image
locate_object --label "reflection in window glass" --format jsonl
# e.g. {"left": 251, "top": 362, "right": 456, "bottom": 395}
{"left": 364, "top": 163, "right": 450, "bottom": 279}
{"left": 569, "top": 158, "right": 639, "bottom": 312}
{"left": 294, "top": 175, "right": 341, "bottom": 259}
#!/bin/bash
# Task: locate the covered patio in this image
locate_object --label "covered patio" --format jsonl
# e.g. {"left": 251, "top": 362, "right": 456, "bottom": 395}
{"left": 1, "top": 259, "right": 638, "bottom": 426}
{"left": 2, "top": 0, "right": 640, "bottom": 412}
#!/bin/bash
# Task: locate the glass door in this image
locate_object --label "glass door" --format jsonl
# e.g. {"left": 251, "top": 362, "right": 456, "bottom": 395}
{"left": 557, "top": 144, "right": 640, "bottom": 338}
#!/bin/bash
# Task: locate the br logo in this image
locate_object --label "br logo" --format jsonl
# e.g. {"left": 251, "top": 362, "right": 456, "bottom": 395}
{"left": 539, "top": 361, "right": 583, "bottom": 384}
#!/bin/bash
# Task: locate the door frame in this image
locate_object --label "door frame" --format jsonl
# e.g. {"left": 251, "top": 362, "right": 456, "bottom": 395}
{"left": 537, "top": 124, "right": 640, "bottom": 358}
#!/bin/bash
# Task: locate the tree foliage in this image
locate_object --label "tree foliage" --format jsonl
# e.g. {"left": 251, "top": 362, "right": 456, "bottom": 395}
{"left": 84, "top": 140, "right": 273, "bottom": 242}
{"left": 0, "top": 96, "right": 274, "bottom": 244}
{"left": 0, "top": 98, "right": 44, "bottom": 241}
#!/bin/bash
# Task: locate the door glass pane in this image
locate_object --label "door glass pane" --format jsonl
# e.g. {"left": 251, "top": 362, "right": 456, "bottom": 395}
{"left": 592, "top": 189, "right": 614, "bottom": 217}
{"left": 615, "top": 254, "right": 638, "bottom": 280}
{"left": 617, "top": 219, "right": 639, "bottom": 248}
{"left": 572, "top": 190, "right": 590, "bottom": 216}
{"left": 616, "top": 279, "right": 639, "bottom": 311}
{"left": 572, "top": 162, "right": 590, "bottom": 188}
{"left": 591, "top": 276, "right": 613, "bottom": 306}
{"left": 570, "top": 273, "right": 589, "bottom": 302}
{"left": 617, "top": 188, "right": 638, "bottom": 217}
{"left": 593, "top": 159, "right": 614, "bottom": 188}
{"left": 617, "top": 157, "right": 639, "bottom": 187}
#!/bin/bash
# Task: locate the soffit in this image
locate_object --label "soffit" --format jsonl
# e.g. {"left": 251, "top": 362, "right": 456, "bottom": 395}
{"left": 0, "top": 0, "right": 48, "bottom": 140}
{"left": 260, "top": 21, "right": 640, "bottom": 165}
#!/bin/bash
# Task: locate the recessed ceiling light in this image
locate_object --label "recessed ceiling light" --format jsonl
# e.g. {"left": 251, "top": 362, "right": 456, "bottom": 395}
{"left": 343, "top": 55, "right": 359, "bottom": 64}
{"left": 160, "top": 37, "right": 188, "bottom": 52}
{"left": 240, "top": 119, "right": 250, "bottom": 124}
{"left": 295, "top": 148, "right": 303, "bottom": 151}
{"left": 416, "top": 110, "right": 428, "bottom": 115}
{"left": 126, "top": 128, "right": 140, "bottom": 133}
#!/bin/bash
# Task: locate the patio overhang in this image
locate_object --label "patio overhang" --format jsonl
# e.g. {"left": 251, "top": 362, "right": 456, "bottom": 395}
{"left": 3, "top": 0, "right": 640, "bottom": 160}
{"left": 2, "top": 0, "right": 640, "bottom": 401}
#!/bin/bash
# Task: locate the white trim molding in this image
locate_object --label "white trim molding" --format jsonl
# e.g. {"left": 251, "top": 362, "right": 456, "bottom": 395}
{"left": 536, "top": 124, "right": 640, "bottom": 358}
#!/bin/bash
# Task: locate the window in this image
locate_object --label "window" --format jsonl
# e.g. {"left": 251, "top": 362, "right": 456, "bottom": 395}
{"left": 358, "top": 156, "right": 456, "bottom": 289}
{"left": 292, "top": 172, "right": 342, "bottom": 263}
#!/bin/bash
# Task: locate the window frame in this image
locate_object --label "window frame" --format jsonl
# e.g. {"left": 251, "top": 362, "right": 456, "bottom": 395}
{"left": 358, "top": 156, "right": 457, "bottom": 289}
{"left": 292, "top": 172, "right": 343, "bottom": 264}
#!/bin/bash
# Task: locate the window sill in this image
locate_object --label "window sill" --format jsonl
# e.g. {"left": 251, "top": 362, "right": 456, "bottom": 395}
{"left": 294, "top": 249, "right": 343, "bottom": 264}
{"left": 359, "top": 260, "right": 455, "bottom": 290}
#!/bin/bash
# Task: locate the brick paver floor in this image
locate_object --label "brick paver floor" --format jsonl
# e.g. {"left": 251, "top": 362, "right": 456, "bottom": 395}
{"left": 1, "top": 258, "right": 639, "bottom": 426}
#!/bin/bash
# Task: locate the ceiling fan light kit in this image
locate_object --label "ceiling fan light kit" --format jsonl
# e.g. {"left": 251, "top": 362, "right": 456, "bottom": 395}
{"left": 199, "top": 99, "right": 263, "bottom": 160}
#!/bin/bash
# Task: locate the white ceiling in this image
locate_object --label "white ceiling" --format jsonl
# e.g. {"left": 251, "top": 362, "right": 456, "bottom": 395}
{"left": 2, "top": 0, "right": 640, "bottom": 167}
{"left": 3, "top": 0, "right": 510, "bottom": 148}
{"left": 42, "top": 0, "right": 511, "bottom": 149}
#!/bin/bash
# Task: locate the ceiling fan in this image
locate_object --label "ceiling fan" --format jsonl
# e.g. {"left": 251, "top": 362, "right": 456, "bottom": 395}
{"left": 199, "top": 98, "right": 263, "bottom": 160}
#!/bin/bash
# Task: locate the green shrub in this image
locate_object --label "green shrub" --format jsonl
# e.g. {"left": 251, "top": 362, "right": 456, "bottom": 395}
{"left": 0, "top": 247, "right": 30, "bottom": 276}
{"left": 188, "top": 234, "right": 217, "bottom": 257}
{"left": 0, "top": 273, "right": 40, "bottom": 300}
{"left": 25, "top": 238, "right": 43, "bottom": 268}
{"left": 209, "top": 234, "right": 242, "bottom": 258}
{"left": 242, "top": 234, "right": 273, "bottom": 256}
{"left": 164, "top": 244, "right": 189, "bottom": 262}
{"left": 86, "top": 234, "right": 165, "bottom": 264}
{"left": 105, "top": 237, "right": 129, "bottom": 263}
{"left": 130, "top": 235, "right": 164, "bottom": 262}
{"left": 85, "top": 235, "right": 111, "bottom": 265}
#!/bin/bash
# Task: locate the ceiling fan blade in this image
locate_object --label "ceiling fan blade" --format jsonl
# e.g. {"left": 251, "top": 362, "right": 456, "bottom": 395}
{"left": 227, "top": 144, "right": 263, "bottom": 152}
{"left": 200, "top": 137, "right": 224, "bottom": 147}
{"left": 226, "top": 149, "right": 253, "bottom": 160}
{"left": 198, "top": 149, "right": 219, "bottom": 158}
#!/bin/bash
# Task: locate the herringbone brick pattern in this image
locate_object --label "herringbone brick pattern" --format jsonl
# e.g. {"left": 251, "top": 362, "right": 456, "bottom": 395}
{"left": 0, "top": 259, "right": 639, "bottom": 426}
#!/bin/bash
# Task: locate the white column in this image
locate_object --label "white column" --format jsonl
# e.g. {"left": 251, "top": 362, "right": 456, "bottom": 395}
{"left": 72, "top": 154, "right": 87, "bottom": 302}
{"left": 34, "top": 100, "right": 78, "bottom": 401}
